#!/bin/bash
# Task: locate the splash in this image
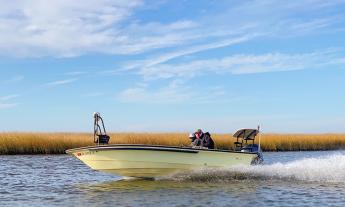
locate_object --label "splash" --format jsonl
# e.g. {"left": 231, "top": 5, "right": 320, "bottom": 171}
{"left": 160, "top": 154, "right": 345, "bottom": 183}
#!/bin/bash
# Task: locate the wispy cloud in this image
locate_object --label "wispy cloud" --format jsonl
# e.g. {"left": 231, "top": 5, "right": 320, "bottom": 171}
{"left": 64, "top": 71, "right": 88, "bottom": 76}
{"left": 0, "top": 0, "right": 144, "bottom": 57}
{"left": 112, "top": 0, "right": 345, "bottom": 77}
{"left": 0, "top": 94, "right": 20, "bottom": 101}
{"left": 119, "top": 79, "right": 230, "bottom": 104}
{"left": 0, "top": 103, "right": 17, "bottom": 109}
{"left": 0, "top": 1, "right": 206, "bottom": 58}
{"left": 1, "top": 0, "right": 344, "bottom": 58}
{"left": 0, "top": 94, "right": 20, "bottom": 109}
{"left": 81, "top": 92, "right": 104, "bottom": 97}
{"left": 122, "top": 34, "right": 256, "bottom": 71}
{"left": 45, "top": 78, "right": 78, "bottom": 86}
{"left": 136, "top": 49, "right": 345, "bottom": 80}
{"left": 119, "top": 48, "right": 345, "bottom": 104}
{"left": 119, "top": 86, "right": 190, "bottom": 104}
{"left": 2, "top": 75, "right": 24, "bottom": 84}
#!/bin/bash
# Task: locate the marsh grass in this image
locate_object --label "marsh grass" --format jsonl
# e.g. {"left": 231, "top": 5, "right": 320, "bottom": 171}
{"left": 0, "top": 132, "right": 345, "bottom": 154}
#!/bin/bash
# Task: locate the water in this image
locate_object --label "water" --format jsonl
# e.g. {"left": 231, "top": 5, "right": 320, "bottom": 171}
{"left": 1, "top": 151, "right": 345, "bottom": 207}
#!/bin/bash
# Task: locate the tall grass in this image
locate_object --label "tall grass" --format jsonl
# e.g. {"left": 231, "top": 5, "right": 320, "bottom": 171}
{"left": 0, "top": 132, "right": 345, "bottom": 154}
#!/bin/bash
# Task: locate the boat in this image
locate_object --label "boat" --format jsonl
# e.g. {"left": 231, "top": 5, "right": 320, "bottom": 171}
{"left": 66, "top": 113, "right": 263, "bottom": 178}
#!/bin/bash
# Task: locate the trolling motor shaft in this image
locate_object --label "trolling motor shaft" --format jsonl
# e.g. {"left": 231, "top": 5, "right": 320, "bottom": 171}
{"left": 93, "top": 112, "right": 110, "bottom": 145}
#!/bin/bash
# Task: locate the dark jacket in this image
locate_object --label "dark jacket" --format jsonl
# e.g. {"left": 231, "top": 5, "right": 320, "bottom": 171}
{"left": 202, "top": 132, "right": 215, "bottom": 149}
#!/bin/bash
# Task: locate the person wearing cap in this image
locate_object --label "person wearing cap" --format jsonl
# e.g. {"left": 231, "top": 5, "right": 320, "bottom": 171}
{"left": 195, "top": 129, "right": 203, "bottom": 139}
{"left": 189, "top": 129, "right": 204, "bottom": 147}
{"left": 189, "top": 133, "right": 196, "bottom": 143}
{"left": 189, "top": 133, "right": 201, "bottom": 147}
{"left": 189, "top": 129, "right": 215, "bottom": 149}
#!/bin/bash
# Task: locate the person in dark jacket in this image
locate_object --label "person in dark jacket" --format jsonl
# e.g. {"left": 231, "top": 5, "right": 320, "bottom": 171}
{"left": 189, "top": 129, "right": 215, "bottom": 149}
{"left": 194, "top": 129, "right": 204, "bottom": 147}
{"left": 202, "top": 132, "right": 215, "bottom": 149}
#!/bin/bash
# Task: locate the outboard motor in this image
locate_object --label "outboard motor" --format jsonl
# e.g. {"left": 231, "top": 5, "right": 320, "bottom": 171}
{"left": 93, "top": 112, "right": 110, "bottom": 145}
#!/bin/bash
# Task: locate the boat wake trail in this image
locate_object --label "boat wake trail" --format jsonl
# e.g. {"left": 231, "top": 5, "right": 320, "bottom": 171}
{"left": 160, "top": 154, "right": 345, "bottom": 183}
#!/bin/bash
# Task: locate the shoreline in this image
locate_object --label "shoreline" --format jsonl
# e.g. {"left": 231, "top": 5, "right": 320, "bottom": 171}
{"left": 1, "top": 132, "right": 345, "bottom": 155}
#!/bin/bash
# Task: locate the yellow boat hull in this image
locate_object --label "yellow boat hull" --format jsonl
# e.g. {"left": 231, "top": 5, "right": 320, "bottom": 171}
{"left": 66, "top": 145, "right": 259, "bottom": 178}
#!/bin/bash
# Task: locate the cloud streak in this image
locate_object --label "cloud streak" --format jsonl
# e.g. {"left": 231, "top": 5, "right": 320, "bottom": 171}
{"left": 0, "top": 94, "right": 20, "bottom": 101}
{"left": 0, "top": 103, "right": 17, "bottom": 109}
{"left": 45, "top": 78, "right": 78, "bottom": 86}
{"left": 64, "top": 71, "right": 88, "bottom": 76}
{"left": 2, "top": 75, "right": 24, "bottom": 84}
{"left": 0, "top": 94, "right": 20, "bottom": 109}
{"left": 81, "top": 92, "right": 104, "bottom": 97}
{"left": 122, "top": 34, "right": 257, "bottom": 71}
{"left": 137, "top": 49, "right": 345, "bottom": 80}
{"left": 119, "top": 79, "right": 229, "bottom": 104}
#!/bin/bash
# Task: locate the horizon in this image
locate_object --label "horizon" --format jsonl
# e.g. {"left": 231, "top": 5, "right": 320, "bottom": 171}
{"left": 1, "top": 0, "right": 345, "bottom": 133}
{"left": 1, "top": 131, "right": 345, "bottom": 135}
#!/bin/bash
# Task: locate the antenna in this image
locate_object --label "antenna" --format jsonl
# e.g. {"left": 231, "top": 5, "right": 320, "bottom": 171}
{"left": 257, "top": 124, "right": 261, "bottom": 151}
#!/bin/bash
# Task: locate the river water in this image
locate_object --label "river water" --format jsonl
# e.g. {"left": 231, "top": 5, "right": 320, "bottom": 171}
{"left": 1, "top": 151, "right": 345, "bottom": 207}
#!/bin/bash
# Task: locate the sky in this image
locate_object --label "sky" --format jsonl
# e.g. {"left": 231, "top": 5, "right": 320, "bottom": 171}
{"left": 1, "top": 0, "right": 345, "bottom": 133}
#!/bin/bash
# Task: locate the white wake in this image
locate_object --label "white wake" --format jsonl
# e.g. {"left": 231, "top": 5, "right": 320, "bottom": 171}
{"left": 161, "top": 154, "right": 345, "bottom": 183}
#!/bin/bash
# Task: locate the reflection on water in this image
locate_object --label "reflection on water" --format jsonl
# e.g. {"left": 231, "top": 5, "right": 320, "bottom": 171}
{"left": 77, "top": 180, "right": 261, "bottom": 206}
{"left": 80, "top": 179, "right": 258, "bottom": 193}
{"left": 1, "top": 151, "right": 345, "bottom": 206}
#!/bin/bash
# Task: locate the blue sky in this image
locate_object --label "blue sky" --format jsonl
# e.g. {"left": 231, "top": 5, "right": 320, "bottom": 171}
{"left": 1, "top": 0, "right": 345, "bottom": 133}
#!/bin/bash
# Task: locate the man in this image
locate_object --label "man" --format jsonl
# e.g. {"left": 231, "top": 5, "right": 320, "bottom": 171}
{"left": 202, "top": 132, "right": 215, "bottom": 149}
{"left": 194, "top": 129, "right": 204, "bottom": 147}
{"left": 189, "top": 130, "right": 202, "bottom": 147}
{"left": 189, "top": 133, "right": 196, "bottom": 143}
{"left": 195, "top": 129, "right": 204, "bottom": 140}
{"left": 189, "top": 129, "right": 214, "bottom": 149}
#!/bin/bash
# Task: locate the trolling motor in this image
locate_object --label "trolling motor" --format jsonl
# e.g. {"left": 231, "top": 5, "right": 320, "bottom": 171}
{"left": 93, "top": 112, "right": 110, "bottom": 145}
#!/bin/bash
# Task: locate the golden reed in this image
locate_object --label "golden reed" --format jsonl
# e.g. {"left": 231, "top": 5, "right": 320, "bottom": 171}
{"left": 1, "top": 132, "right": 345, "bottom": 154}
